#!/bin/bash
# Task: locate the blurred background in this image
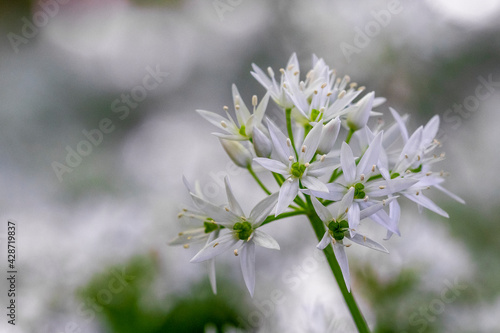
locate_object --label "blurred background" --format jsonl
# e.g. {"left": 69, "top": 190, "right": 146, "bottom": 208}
{"left": 1, "top": 0, "right": 500, "bottom": 332}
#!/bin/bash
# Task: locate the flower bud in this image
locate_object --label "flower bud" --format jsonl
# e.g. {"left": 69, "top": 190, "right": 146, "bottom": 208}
{"left": 219, "top": 139, "right": 252, "bottom": 168}
{"left": 346, "top": 91, "right": 375, "bottom": 131}
{"left": 252, "top": 127, "right": 272, "bottom": 157}
{"left": 317, "top": 117, "right": 341, "bottom": 155}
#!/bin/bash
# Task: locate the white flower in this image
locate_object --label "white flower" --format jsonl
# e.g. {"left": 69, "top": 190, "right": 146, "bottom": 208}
{"left": 219, "top": 139, "right": 253, "bottom": 168}
{"left": 345, "top": 91, "right": 376, "bottom": 131}
{"left": 190, "top": 177, "right": 280, "bottom": 296}
{"left": 308, "top": 132, "right": 415, "bottom": 234}
{"left": 254, "top": 120, "right": 336, "bottom": 215}
{"left": 169, "top": 176, "right": 221, "bottom": 293}
{"left": 197, "top": 84, "right": 270, "bottom": 141}
{"left": 311, "top": 188, "right": 388, "bottom": 291}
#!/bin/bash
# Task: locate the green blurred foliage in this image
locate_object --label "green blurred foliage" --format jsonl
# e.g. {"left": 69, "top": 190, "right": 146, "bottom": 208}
{"left": 78, "top": 253, "right": 248, "bottom": 333}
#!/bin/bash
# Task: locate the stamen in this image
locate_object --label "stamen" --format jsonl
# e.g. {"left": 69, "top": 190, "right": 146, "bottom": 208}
{"left": 234, "top": 249, "right": 239, "bottom": 256}
{"left": 223, "top": 106, "right": 229, "bottom": 111}
{"left": 350, "top": 82, "right": 358, "bottom": 89}
{"left": 287, "top": 64, "right": 294, "bottom": 71}
{"left": 371, "top": 165, "right": 376, "bottom": 172}
{"left": 363, "top": 236, "right": 367, "bottom": 242}
{"left": 301, "top": 145, "right": 307, "bottom": 153}
{"left": 289, "top": 155, "right": 294, "bottom": 161}
{"left": 286, "top": 138, "right": 292, "bottom": 147}
{"left": 304, "top": 162, "right": 310, "bottom": 167}
{"left": 327, "top": 92, "right": 333, "bottom": 97}
{"left": 345, "top": 207, "right": 349, "bottom": 213}
{"left": 379, "top": 185, "right": 386, "bottom": 189}
{"left": 314, "top": 90, "right": 318, "bottom": 95}
{"left": 235, "top": 104, "right": 240, "bottom": 110}
{"left": 267, "top": 67, "right": 275, "bottom": 77}
{"left": 294, "top": 71, "right": 299, "bottom": 76}
{"left": 177, "top": 213, "right": 184, "bottom": 218}
{"left": 321, "top": 83, "right": 327, "bottom": 89}
{"left": 178, "top": 232, "right": 184, "bottom": 236}
{"left": 183, "top": 244, "right": 189, "bottom": 249}
{"left": 417, "top": 155, "right": 421, "bottom": 161}
{"left": 252, "top": 95, "right": 258, "bottom": 106}
{"left": 213, "top": 242, "right": 219, "bottom": 248}
{"left": 320, "top": 155, "right": 326, "bottom": 162}
{"left": 279, "top": 68, "right": 285, "bottom": 74}
{"left": 416, "top": 191, "right": 420, "bottom": 196}
{"left": 338, "top": 90, "right": 346, "bottom": 99}
{"left": 357, "top": 86, "right": 365, "bottom": 91}
{"left": 364, "top": 196, "right": 369, "bottom": 202}
{"left": 360, "top": 174, "right": 365, "bottom": 181}
{"left": 406, "top": 170, "right": 411, "bottom": 174}
{"left": 426, "top": 172, "right": 432, "bottom": 176}
{"left": 405, "top": 154, "right": 409, "bottom": 159}
{"left": 382, "top": 199, "right": 386, "bottom": 206}
{"left": 187, "top": 236, "right": 192, "bottom": 240}
{"left": 225, "top": 207, "right": 230, "bottom": 211}
{"left": 345, "top": 243, "right": 352, "bottom": 248}
{"left": 221, "top": 121, "right": 227, "bottom": 128}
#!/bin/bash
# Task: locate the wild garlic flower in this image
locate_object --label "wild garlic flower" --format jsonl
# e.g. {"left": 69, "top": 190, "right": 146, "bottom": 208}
{"left": 197, "top": 84, "right": 270, "bottom": 141}
{"left": 255, "top": 120, "right": 336, "bottom": 215}
{"left": 311, "top": 189, "right": 388, "bottom": 291}
{"left": 190, "top": 177, "right": 280, "bottom": 296}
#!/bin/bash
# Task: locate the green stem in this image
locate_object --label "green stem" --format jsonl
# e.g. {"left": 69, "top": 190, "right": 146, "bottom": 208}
{"left": 248, "top": 166, "right": 271, "bottom": 195}
{"left": 345, "top": 128, "right": 355, "bottom": 144}
{"left": 260, "top": 209, "right": 307, "bottom": 226}
{"left": 285, "top": 108, "right": 299, "bottom": 160}
{"left": 305, "top": 195, "right": 370, "bottom": 333}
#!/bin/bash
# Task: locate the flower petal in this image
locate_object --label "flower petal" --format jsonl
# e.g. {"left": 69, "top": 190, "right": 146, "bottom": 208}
{"left": 333, "top": 243, "right": 351, "bottom": 292}
{"left": 190, "top": 193, "right": 238, "bottom": 222}
{"left": 240, "top": 241, "right": 256, "bottom": 297}
{"left": 403, "top": 192, "right": 449, "bottom": 218}
{"left": 232, "top": 84, "right": 251, "bottom": 126}
{"left": 250, "top": 192, "right": 279, "bottom": 225}
{"left": 311, "top": 196, "right": 333, "bottom": 222}
{"left": 197, "top": 109, "right": 238, "bottom": 134}
{"left": 356, "top": 131, "right": 383, "bottom": 179}
{"left": 207, "top": 259, "right": 217, "bottom": 294}
{"left": 301, "top": 122, "right": 323, "bottom": 162}
{"left": 190, "top": 233, "right": 239, "bottom": 263}
{"left": 302, "top": 176, "right": 328, "bottom": 192}
{"left": 389, "top": 107, "right": 408, "bottom": 143}
{"left": 317, "top": 231, "right": 331, "bottom": 250}
{"left": 224, "top": 177, "right": 244, "bottom": 217}
{"left": 276, "top": 178, "right": 299, "bottom": 215}
{"left": 339, "top": 187, "right": 355, "bottom": 219}
{"left": 341, "top": 142, "right": 356, "bottom": 184}
{"left": 348, "top": 233, "right": 389, "bottom": 253}
{"left": 254, "top": 158, "right": 288, "bottom": 174}
{"left": 252, "top": 229, "right": 280, "bottom": 250}
{"left": 267, "top": 119, "right": 292, "bottom": 164}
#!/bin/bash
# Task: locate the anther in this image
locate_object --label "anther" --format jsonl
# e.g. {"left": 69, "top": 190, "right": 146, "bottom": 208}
{"left": 382, "top": 199, "right": 386, "bottom": 206}
{"left": 363, "top": 236, "right": 367, "bottom": 242}
{"left": 234, "top": 249, "right": 239, "bottom": 256}
{"left": 221, "top": 121, "right": 227, "bottom": 128}
{"left": 223, "top": 106, "right": 229, "bottom": 111}
{"left": 360, "top": 174, "right": 365, "bottom": 181}
{"left": 267, "top": 67, "right": 275, "bottom": 77}
{"left": 252, "top": 95, "right": 258, "bottom": 106}
{"left": 417, "top": 155, "right": 421, "bottom": 161}
{"left": 320, "top": 155, "right": 326, "bottom": 162}
{"left": 379, "top": 185, "right": 386, "bottom": 189}
{"left": 289, "top": 155, "right": 294, "bottom": 161}
{"left": 327, "top": 92, "right": 333, "bottom": 97}
{"left": 225, "top": 207, "right": 230, "bottom": 211}
{"left": 287, "top": 64, "right": 294, "bottom": 71}
{"left": 294, "top": 71, "right": 299, "bottom": 76}
{"left": 178, "top": 232, "right": 184, "bottom": 236}
{"left": 345, "top": 244, "right": 352, "bottom": 247}
{"left": 235, "top": 104, "right": 240, "bottom": 110}
{"left": 183, "top": 244, "right": 190, "bottom": 249}
{"left": 426, "top": 172, "right": 432, "bottom": 176}
{"left": 345, "top": 207, "right": 349, "bottom": 213}
{"left": 338, "top": 90, "right": 346, "bottom": 99}
{"left": 321, "top": 83, "right": 327, "bottom": 89}
{"left": 177, "top": 213, "right": 184, "bottom": 218}
{"left": 364, "top": 196, "right": 369, "bottom": 202}
{"left": 301, "top": 145, "right": 307, "bottom": 153}
{"left": 304, "top": 162, "right": 310, "bottom": 167}
{"left": 187, "top": 236, "right": 192, "bottom": 240}
{"left": 371, "top": 165, "right": 376, "bottom": 172}
{"left": 279, "top": 68, "right": 285, "bottom": 74}
{"left": 350, "top": 82, "right": 358, "bottom": 89}
{"left": 213, "top": 242, "right": 219, "bottom": 248}
{"left": 405, "top": 154, "right": 409, "bottom": 159}
{"left": 357, "top": 86, "right": 365, "bottom": 91}
{"left": 286, "top": 138, "right": 292, "bottom": 147}
{"left": 314, "top": 90, "right": 318, "bottom": 95}
{"left": 416, "top": 191, "right": 420, "bottom": 196}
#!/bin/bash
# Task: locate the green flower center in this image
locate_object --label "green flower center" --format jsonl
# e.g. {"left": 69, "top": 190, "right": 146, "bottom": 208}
{"left": 204, "top": 219, "right": 218, "bottom": 233}
{"left": 408, "top": 164, "right": 422, "bottom": 173}
{"left": 291, "top": 162, "right": 306, "bottom": 178}
{"left": 390, "top": 172, "right": 400, "bottom": 179}
{"left": 353, "top": 182, "right": 366, "bottom": 199}
{"left": 233, "top": 221, "right": 253, "bottom": 240}
{"left": 310, "top": 108, "right": 323, "bottom": 122}
{"left": 328, "top": 220, "right": 349, "bottom": 241}
{"left": 239, "top": 125, "right": 246, "bottom": 137}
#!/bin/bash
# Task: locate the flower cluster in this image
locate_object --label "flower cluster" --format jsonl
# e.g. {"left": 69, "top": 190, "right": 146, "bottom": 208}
{"left": 170, "top": 54, "right": 464, "bottom": 296}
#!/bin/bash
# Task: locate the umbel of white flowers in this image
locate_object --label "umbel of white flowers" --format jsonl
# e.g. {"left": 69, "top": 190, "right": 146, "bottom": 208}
{"left": 170, "top": 53, "right": 464, "bottom": 296}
